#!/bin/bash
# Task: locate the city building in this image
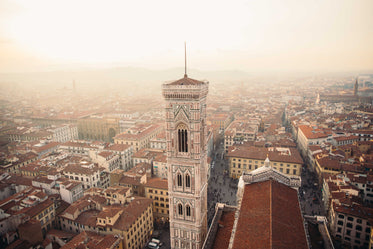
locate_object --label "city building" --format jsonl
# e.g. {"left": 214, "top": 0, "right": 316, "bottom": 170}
{"left": 84, "top": 186, "right": 132, "bottom": 205}
{"left": 162, "top": 73, "right": 209, "bottom": 248}
{"left": 58, "top": 194, "right": 153, "bottom": 249}
{"left": 224, "top": 120, "right": 258, "bottom": 152}
{"left": 329, "top": 200, "right": 373, "bottom": 248}
{"left": 89, "top": 150, "right": 121, "bottom": 172}
{"left": 58, "top": 178, "right": 84, "bottom": 204}
{"left": 149, "top": 130, "right": 167, "bottom": 151}
{"left": 59, "top": 141, "right": 101, "bottom": 156}
{"left": 209, "top": 113, "right": 232, "bottom": 131}
{"left": 60, "top": 231, "right": 123, "bottom": 249}
{"left": 109, "top": 163, "right": 151, "bottom": 196}
{"left": 114, "top": 124, "right": 163, "bottom": 152}
{"left": 77, "top": 116, "right": 120, "bottom": 142}
{"left": 297, "top": 125, "right": 331, "bottom": 157}
{"left": 0, "top": 187, "right": 56, "bottom": 238}
{"left": 152, "top": 152, "right": 168, "bottom": 179}
{"left": 62, "top": 162, "right": 103, "bottom": 189}
{"left": 0, "top": 152, "right": 38, "bottom": 174}
{"left": 47, "top": 124, "right": 78, "bottom": 142}
{"left": 144, "top": 177, "right": 169, "bottom": 223}
{"left": 226, "top": 145, "right": 303, "bottom": 179}
{"left": 105, "top": 143, "right": 133, "bottom": 171}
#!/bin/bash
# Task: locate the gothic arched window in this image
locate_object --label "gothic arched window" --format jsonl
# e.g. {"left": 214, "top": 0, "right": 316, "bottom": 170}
{"left": 186, "top": 205, "right": 191, "bottom": 217}
{"left": 177, "top": 173, "right": 182, "bottom": 187}
{"left": 177, "top": 124, "right": 188, "bottom": 153}
{"left": 185, "top": 173, "right": 191, "bottom": 188}
{"left": 178, "top": 203, "right": 183, "bottom": 215}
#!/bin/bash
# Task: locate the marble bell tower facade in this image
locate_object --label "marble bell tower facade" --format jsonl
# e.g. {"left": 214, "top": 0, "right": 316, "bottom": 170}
{"left": 162, "top": 73, "right": 209, "bottom": 249}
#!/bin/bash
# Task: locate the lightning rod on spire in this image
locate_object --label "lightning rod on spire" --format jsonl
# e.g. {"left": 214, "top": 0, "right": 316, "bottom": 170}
{"left": 184, "top": 42, "right": 187, "bottom": 78}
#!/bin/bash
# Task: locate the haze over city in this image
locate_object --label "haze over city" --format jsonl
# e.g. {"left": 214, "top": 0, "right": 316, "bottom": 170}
{"left": 0, "top": 0, "right": 372, "bottom": 75}
{"left": 2, "top": 1, "right": 373, "bottom": 249}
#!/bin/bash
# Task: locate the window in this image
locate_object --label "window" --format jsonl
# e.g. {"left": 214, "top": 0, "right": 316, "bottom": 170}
{"left": 178, "top": 203, "right": 183, "bottom": 215}
{"left": 185, "top": 174, "right": 191, "bottom": 188}
{"left": 186, "top": 205, "right": 191, "bottom": 216}
{"left": 178, "top": 126, "right": 188, "bottom": 152}
{"left": 347, "top": 217, "right": 354, "bottom": 221}
{"left": 177, "top": 173, "right": 182, "bottom": 187}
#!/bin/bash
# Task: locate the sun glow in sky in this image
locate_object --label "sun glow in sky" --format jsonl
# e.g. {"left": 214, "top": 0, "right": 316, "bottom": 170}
{"left": 0, "top": 0, "right": 373, "bottom": 73}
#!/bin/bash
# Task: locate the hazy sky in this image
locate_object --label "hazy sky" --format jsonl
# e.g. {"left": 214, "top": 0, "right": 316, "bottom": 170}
{"left": 0, "top": 0, "right": 372, "bottom": 73}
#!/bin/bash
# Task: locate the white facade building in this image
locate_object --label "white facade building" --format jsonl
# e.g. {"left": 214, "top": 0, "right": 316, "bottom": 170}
{"left": 48, "top": 124, "right": 78, "bottom": 142}
{"left": 59, "top": 179, "right": 84, "bottom": 204}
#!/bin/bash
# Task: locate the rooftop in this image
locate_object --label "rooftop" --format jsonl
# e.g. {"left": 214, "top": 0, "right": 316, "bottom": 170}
{"left": 233, "top": 180, "right": 308, "bottom": 249}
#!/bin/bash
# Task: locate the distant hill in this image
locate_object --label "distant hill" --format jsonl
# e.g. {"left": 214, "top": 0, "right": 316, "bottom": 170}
{"left": 0, "top": 67, "right": 252, "bottom": 90}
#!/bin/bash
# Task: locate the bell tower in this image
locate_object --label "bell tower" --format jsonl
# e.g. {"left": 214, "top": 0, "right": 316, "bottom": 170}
{"left": 162, "top": 72, "right": 209, "bottom": 248}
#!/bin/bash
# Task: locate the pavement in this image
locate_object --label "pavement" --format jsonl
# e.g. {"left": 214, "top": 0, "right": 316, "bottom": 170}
{"left": 299, "top": 164, "right": 325, "bottom": 216}
{"left": 207, "top": 141, "right": 238, "bottom": 226}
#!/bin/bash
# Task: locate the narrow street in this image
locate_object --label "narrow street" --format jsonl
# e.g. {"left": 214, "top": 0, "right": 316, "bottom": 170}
{"left": 299, "top": 163, "right": 325, "bottom": 217}
{"left": 207, "top": 140, "right": 238, "bottom": 226}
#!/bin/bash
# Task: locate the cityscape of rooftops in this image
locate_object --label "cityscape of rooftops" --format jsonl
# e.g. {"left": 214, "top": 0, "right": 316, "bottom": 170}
{"left": 0, "top": 1, "right": 373, "bottom": 249}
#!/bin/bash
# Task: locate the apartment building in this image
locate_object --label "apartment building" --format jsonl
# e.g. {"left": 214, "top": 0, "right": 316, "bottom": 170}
{"left": 114, "top": 124, "right": 163, "bottom": 152}
{"left": 144, "top": 177, "right": 169, "bottom": 222}
{"left": 227, "top": 145, "right": 303, "bottom": 179}
{"left": 58, "top": 194, "right": 153, "bottom": 249}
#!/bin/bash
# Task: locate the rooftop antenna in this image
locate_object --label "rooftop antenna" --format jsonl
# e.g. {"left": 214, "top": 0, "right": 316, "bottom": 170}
{"left": 184, "top": 42, "right": 187, "bottom": 78}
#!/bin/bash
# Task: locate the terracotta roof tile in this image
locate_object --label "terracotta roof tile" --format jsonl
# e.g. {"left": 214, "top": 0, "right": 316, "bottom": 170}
{"left": 166, "top": 76, "right": 205, "bottom": 86}
{"left": 144, "top": 177, "right": 168, "bottom": 189}
{"left": 232, "top": 180, "right": 308, "bottom": 249}
{"left": 212, "top": 209, "right": 236, "bottom": 249}
{"left": 298, "top": 125, "right": 328, "bottom": 139}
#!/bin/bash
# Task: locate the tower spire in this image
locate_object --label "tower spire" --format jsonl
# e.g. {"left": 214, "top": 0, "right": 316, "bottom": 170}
{"left": 354, "top": 76, "right": 359, "bottom": 96}
{"left": 184, "top": 42, "right": 187, "bottom": 78}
